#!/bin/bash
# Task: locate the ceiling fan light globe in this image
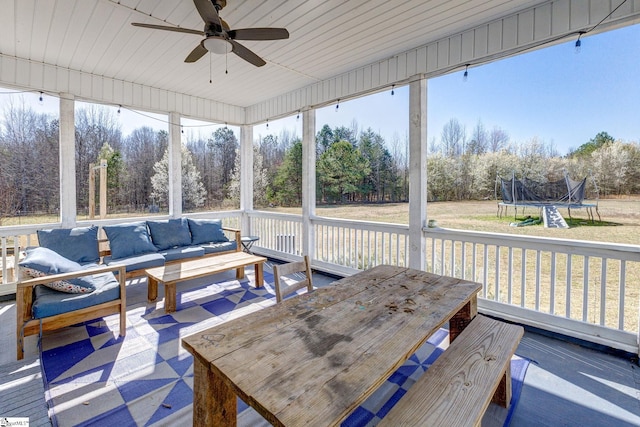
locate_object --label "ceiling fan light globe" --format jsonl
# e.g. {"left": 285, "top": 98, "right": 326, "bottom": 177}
{"left": 203, "top": 37, "right": 230, "bottom": 54}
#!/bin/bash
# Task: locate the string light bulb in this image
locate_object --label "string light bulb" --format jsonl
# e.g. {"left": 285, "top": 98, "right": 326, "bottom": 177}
{"left": 463, "top": 64, "right": 469, "bottom": 82}
{"left": 38, "top": 92, "right": 43, "bottom": 103}
{"left": 181, "top": 126, "right": 184, "bottom": 134}
{"left": 266, "top": 119, "right": 269, "bottom": 129}
{"left": 575, "top": 31, "right": 585, "bottom": 53}
{"left": 296, "top": 111, "right": 300, "bottom": 121}
{"left": 335, "top": 99, "right": 340, "bottom": 112}
{"left": 117, "top": 105, "right": 121, "bottom": 114}
{"left": 391, "top": 85, "right": 395, "bottom": 96}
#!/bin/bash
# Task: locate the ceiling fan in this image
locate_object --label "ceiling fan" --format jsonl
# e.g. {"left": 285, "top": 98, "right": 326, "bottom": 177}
{"left": 131, "top": 0, "right": 289, "bottom": 67}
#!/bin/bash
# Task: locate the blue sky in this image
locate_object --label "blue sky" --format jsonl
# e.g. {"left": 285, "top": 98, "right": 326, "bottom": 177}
{"left": 259, "top": 22, "right": 640, "bottom": 155}
{"left": 2, "top": 24, "right": 638, "bottom": 155}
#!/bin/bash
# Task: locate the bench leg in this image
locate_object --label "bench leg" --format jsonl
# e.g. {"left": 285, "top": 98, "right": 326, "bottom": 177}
{"left": 492, "top": 365, "right": 512, "bottom": 408}
{"left": 148, "top": 277, "right": 158, "bottom": 302}
{"left": 236, "top": 266, "right": 245, "bottom": 280}
{"left": 254, "top": 262, "right": 264, "bottom": 287}
{"left": 449, "top": 294, "right": 478, "bottom": 342}
{"left": 193, "top": 356, "right": 237, "bottom": 427}
{"left": 165, "top": 283, "right": 176, "bottom": 313}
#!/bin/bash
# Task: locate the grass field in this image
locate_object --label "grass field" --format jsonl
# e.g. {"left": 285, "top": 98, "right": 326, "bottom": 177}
{"left": 265, "top": 198, "right": 640, "bottom": 245}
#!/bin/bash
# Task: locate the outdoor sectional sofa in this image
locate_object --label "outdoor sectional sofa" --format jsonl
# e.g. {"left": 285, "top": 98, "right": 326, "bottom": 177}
{"left": 16, "top": 218, "right": 240, "bottom": 359}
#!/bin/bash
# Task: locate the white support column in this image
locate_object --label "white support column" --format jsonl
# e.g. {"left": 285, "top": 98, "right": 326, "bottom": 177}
{"left": 408, "top": 77, "right": 427, "bottom": 270}
{"left": 240, "top": 124, "right": 254, "bottom": 233}
{"left": 59, "top": 93, "right": 76, "bottom": 227}
{"left": 302, "top": 108, "right": 316, "bottom": 259}
{"left": 168, "top": 112, "right": 182, "bottom": 218}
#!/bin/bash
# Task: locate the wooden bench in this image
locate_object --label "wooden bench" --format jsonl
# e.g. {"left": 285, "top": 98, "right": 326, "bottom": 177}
{"left": 378, "top": 314, "right": 524, "bottom": 427}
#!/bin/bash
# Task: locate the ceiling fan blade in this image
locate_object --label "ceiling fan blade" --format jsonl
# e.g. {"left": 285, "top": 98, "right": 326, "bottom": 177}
{"left": 193, "top": 0, "right": 221, "bottom": 27}
{"left": 229, "top": 40, "right": 266, "bottom": 67}
{"left": 185, "top": 43, "right": 208, "bottom": 63}
{"left": 132, "top": 22, "right": 203, "bottom": 36}
{"left": 228, "top": 28, "right": 289, "bottom": 41}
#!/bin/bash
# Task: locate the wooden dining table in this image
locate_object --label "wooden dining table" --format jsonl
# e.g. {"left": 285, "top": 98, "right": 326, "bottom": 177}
{"left": 181, "top": 264, "right": 482, "bottom": 427}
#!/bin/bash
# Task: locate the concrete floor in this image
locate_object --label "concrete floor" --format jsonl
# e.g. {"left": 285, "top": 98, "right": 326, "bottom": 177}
{"left": 1, "top": 263, "right": 640, "bottom": 426}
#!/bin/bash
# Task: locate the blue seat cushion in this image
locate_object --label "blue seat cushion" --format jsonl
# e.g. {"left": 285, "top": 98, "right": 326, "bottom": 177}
{"left": 160, "top": 246, "right": 205, "bottom": 262}
{"left": 188, "top": 219, "right": 229, "bottom": 245}
{"left": 103, "top": 252, "right": 165, "bottom": 272}
{"left": 103, "top": 221, "right": 157, "bottom": 260}
{"left": 37, "top": 226, "right": 100, "bottom": 264}
{"left": 147, "top": 219, "right": 192, "bottom": 250}
{"left": 32, "top": 270, "right": 121, "bottom": 319}
{"left": 201, "top": 241, "right": 237, "bottom": 255}
{"left": 19, "top": 247, "right": 99, "bottom": 293}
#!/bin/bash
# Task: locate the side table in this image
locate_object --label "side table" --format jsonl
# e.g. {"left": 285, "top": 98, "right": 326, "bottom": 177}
{"left": 241, "top": 235, "right": 259, "bottom": 254}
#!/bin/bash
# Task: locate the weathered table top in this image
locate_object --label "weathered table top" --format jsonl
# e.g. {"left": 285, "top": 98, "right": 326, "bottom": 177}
{"left": 182, "top": 264, "right": 481, "bottom": 427}
{"left": 145, "top": 251, "right": 266, "bottom": 283}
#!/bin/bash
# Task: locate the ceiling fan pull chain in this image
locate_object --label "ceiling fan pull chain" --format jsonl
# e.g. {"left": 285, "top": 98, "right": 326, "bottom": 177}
{"left": 209, "top": 52, "right": 213, "bottom": 83}
{"left": 225, "top": 43, "right": 228, "bottom": 74}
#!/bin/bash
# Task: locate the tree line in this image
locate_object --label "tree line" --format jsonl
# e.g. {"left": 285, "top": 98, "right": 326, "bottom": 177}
{"left": 1, "top": 101, "right": 639, "bottom": 224}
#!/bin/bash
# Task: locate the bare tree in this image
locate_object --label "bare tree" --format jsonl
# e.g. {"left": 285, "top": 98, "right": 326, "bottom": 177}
{"left": 441, "top": 118, "right": 466, "bottom": 157}
{"left": 488, "top": 126, "right": 509, "bottom": 152}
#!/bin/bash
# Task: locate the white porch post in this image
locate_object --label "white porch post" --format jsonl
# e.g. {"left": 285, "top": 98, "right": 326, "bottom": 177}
{"left": 408, "top": 76, "right": 427, "bottom": 270}
{"left": 240, "top": 124, "right": 254, "bottom": 233}
{"left": 168, "top": 112, "right": 182, "bottom": 218}
{"left": 59, "top": 93, "right": 76, "bottom": 227}
{"left": 302, "top": 108, "right": 316, "bottom": 259}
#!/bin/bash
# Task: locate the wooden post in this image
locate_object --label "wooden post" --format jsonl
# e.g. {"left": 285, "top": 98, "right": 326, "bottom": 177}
{"left": 89, "top": 163, "right": 95, "bottom": 219}
{"left": 302, "top": 108, "right": 316, "bottom": 259}
{"left": 99, "top": 159, "right": 107, "bottom": 219}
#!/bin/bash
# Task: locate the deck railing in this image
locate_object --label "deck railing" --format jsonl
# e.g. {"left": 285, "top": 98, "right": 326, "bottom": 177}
{"left": 424, "top": 227, "right": 640, "bottom": 353}
{"left": 312, "top": 216, "right": 409, "bottom": 274}
{"left": 2, "top": 210, "right": 640, "bottom": 353}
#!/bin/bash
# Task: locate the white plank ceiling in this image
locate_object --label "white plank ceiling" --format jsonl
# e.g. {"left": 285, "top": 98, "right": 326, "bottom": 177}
{"left": 1, "top": 0, "right": 550, "bottom": 108}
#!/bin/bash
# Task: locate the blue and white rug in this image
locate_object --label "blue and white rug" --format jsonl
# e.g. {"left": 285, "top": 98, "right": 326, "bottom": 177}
{"left": 40, "top": 273, "right": 528, "bottom": 426}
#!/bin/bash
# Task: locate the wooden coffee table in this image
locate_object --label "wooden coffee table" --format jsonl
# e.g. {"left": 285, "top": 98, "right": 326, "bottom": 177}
{"left": 145, "top": 251, "right": 267, "bottom": 313}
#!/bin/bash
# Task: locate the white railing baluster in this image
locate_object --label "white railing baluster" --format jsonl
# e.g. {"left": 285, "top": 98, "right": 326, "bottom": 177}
{"left": 483, "top": 245, "right": 488, "bottom": 298}
{"left": 535, "top": 251, "right": 541, "bottom": 312}
{"left": 521, "top": 248, "right": 526, "bottom": 308}
{"left": 507, "top": 247, "right": 513, "bottom": 304}
{"left": 583, "top": 256, "right": 590, "bottom": 322}
{"left": 550, "top": 252, "right": 556, "bottom": 315}
{"left": 494, "top": 245, "right": 500, "bottom": 302}
{"left": 566, "top": 255, "right": 572, "bottom": 318}
{"left": 620, "top": 260, "right": 626, "bottom": 330}
{"left": 472, "top": 243, "right": 477, "bottom": 283}
{"left": 600, "top": 258, "right": 607, "bottom": 326}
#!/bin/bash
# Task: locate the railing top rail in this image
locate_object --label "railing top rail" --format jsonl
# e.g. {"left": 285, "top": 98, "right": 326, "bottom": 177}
{"left": 0, "top": 223, "right": 58, "bottom": 237}
{"left": 249, "top": 210, "right": 304, "bottom": 222}
{"left": 312, "top": 215, "right": 410, "bottom": 233}
{"left": 425, "top": 226, "right": 640, "bottom": 260}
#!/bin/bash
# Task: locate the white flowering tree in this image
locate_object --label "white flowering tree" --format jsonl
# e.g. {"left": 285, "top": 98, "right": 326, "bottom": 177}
{"left": 150, "top": 146, "right": 206, "bottom": 210}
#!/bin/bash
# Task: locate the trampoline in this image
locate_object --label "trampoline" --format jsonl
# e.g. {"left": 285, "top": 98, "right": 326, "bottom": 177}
{"left": 497, "top": 173, "right": 600, "bottom": 222}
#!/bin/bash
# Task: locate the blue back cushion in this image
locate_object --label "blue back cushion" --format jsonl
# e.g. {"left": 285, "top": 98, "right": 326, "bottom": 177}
{"left": 103, "top": 221, "right": 157, "bottom": 260}
{"left": 19, "top": 247, "right": 98, "bottom": 292}
{"left": 147, "top": 219, "right": 192, "bottom": 250}
{"left": 37, "top": 226, "right": 100, "bottom": 264}
{"left": 188, "top": 219, "right": 229, "bottom": 245}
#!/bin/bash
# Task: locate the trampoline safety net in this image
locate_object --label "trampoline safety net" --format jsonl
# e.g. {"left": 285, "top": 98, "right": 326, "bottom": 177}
{"left": 500, "top": 175, "right": 587, "bottom": 206}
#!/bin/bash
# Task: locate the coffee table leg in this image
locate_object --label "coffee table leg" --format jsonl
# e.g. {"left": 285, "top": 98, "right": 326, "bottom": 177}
{"left": 165, "top": 283, "right": 176, "bottom": 313}
{"left": 254, "top": 262, "right": 264, "bottom": 287}
{"left": 236, "top": 266, "right": 245, "bottom": 280}
{"left": 193, "top": 357, "right": 237, "bottom": 427}
{"left": 148, "top": 276, "right": 158, "bottom": 302}
{"left": 449, "top": 294, "right": 478, "bottom": 342}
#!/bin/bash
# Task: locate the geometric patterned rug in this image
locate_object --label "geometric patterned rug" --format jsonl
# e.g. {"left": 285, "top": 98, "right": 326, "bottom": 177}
{"left": 40, "top": 272, "right": 528, "bottom": 426}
